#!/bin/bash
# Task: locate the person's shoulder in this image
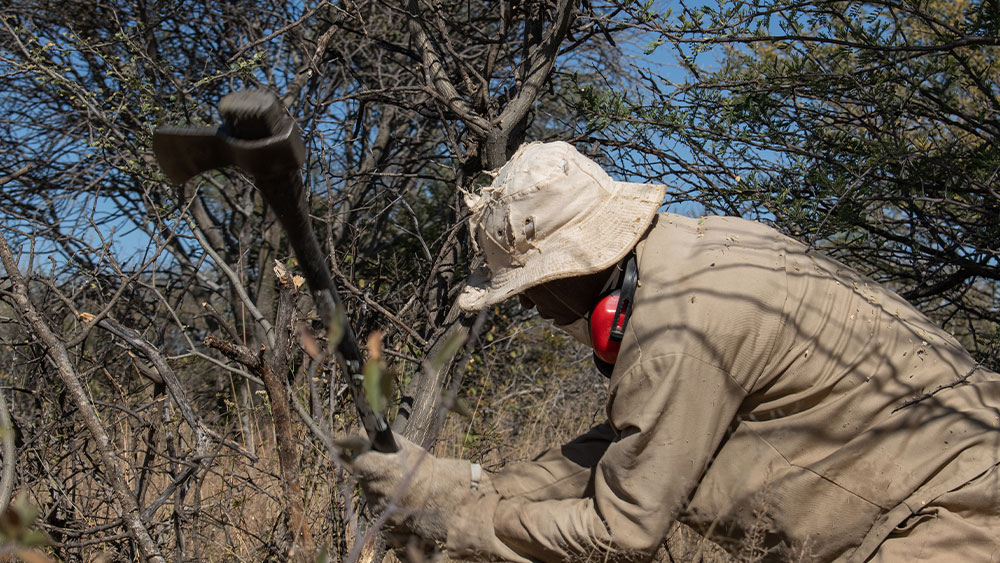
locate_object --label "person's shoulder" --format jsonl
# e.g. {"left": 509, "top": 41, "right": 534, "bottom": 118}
{"left": 651, "top": 211, "right": 780, "bottom": 234}
{"left": 645, "top": 212, "right": 787, "bottom": 256}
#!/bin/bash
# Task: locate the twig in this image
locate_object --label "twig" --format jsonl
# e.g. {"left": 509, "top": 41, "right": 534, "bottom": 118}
{"left": 330, "top": 260, "right": 428, "bottom": 347}
{"left": 91, "top": 316, "right": 257, "bottom": 461}
{"left": 0, "top": 164, "right": 36, "bottom": 188}
{"left": 893, "top": 363, "right": 982, "bottom": 413}
{"left": 0, "top": 392, "right": 15, "bottom": 510}
{"left": 186, "top": 217, "right": 276, "bottom": 349}
{"left": 0, "top": 229, "right": 166, "bottom": 563}
{"left": 203, "top": 329, "right": 315, "bottom": 559}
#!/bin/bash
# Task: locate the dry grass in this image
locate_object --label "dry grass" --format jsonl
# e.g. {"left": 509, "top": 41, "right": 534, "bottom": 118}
{"left": 21, "top": 320, "right": 748, "bottom": 561}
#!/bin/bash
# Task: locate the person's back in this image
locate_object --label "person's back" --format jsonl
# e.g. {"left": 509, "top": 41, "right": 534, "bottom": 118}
{"left": 630, "top": 213, "right": 1000, "bottom": 560}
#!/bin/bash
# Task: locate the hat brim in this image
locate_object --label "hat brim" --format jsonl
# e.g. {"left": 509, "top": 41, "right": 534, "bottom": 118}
{"left": 458, "top": 181, "right": 665, "bottom": 311}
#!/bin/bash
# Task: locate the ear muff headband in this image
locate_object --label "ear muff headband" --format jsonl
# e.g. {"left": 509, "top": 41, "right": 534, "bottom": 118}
{"left": 610, "top": 254, "right": 638, "bottom": 343}
{"left": 589, "top": 254, "right": 638, "bottom": 376}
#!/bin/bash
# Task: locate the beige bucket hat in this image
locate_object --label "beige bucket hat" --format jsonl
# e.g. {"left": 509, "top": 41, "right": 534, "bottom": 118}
{"left": 457, "top": 141, "right": 665, "bottom": 311}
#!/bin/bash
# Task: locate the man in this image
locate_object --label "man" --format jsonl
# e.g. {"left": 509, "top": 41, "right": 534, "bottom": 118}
{"left": 353, "top": 142, "right": 1000, "bottom": 561}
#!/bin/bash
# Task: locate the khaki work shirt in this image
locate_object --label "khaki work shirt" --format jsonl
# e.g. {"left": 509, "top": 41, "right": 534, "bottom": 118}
{"left": 447, "top": 213, "right": 1000, "bottom": 562}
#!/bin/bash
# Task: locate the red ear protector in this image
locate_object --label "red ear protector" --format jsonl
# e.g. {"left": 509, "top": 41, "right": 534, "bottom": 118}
{"left": 589, "top": 254, "right": 638, "bottom": 377}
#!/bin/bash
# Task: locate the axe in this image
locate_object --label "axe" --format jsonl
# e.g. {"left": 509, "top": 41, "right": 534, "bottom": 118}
{"left": 153, "top": 90, "right": 397, "bottom": 453}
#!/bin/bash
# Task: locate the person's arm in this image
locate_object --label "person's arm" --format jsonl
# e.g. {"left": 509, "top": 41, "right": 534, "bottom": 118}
{"left": 447, "top": 353, "right": 746, "bottom": 562}
{"left": 490, "top": 422, "right": 617, "bottom": 502}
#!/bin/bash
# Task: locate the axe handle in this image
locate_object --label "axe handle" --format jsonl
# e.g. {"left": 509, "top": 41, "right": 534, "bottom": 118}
{"left": 216, "top": 91, "right": 397, "bottom": 453}
{"left": 260, "top": 167, "right": 397, "bottom": 453}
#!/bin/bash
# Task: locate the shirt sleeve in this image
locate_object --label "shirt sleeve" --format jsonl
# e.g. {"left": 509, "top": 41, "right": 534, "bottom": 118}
{"left": 447, "top": 353, "right": 746, "bottom": 561}
{"left": 490, "top": 422, "right": 617, "bottom": 502}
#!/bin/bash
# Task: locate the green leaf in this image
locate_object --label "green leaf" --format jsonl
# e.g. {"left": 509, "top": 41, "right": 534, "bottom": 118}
{"left": 450, "top": 396, "right": 474, "bottom": 418}
{"left": 20, "top": 529, "right": 52, "bottom": 547}
{"left": 429, "top": 329, "right": 467, "bottom": 372}
{"left": 326, "top": 307, "right": 346, "bottom": 352}
{"left": 315, "top": 543, "right": 331, "bottom": 563}
{"left": 362, "top": 358, "right": 385, "bottom": 415}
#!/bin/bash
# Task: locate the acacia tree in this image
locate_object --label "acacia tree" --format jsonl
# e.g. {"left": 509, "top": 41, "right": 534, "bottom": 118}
{"left": 0, "top": 0, "right": 634, "bottom": 560}
{"left": 583, "top": 0, "right": 999, "bottom": 364}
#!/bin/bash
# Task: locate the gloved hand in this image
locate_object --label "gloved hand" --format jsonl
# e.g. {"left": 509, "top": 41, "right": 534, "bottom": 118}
{"left": 350, "top": 434, "right": 486, "bottom": 542}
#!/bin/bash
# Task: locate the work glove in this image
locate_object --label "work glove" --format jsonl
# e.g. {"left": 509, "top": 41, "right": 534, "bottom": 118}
{"left": 349, "top": 434, "right": 487, "bottom": 543}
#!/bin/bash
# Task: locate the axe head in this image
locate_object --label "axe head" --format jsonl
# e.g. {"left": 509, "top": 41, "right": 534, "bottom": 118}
{"left": 152, "top": 125, "right": 232, "bottom": 186}
{"left": 152, "top": 91, "right": 305, "bottom": 186}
